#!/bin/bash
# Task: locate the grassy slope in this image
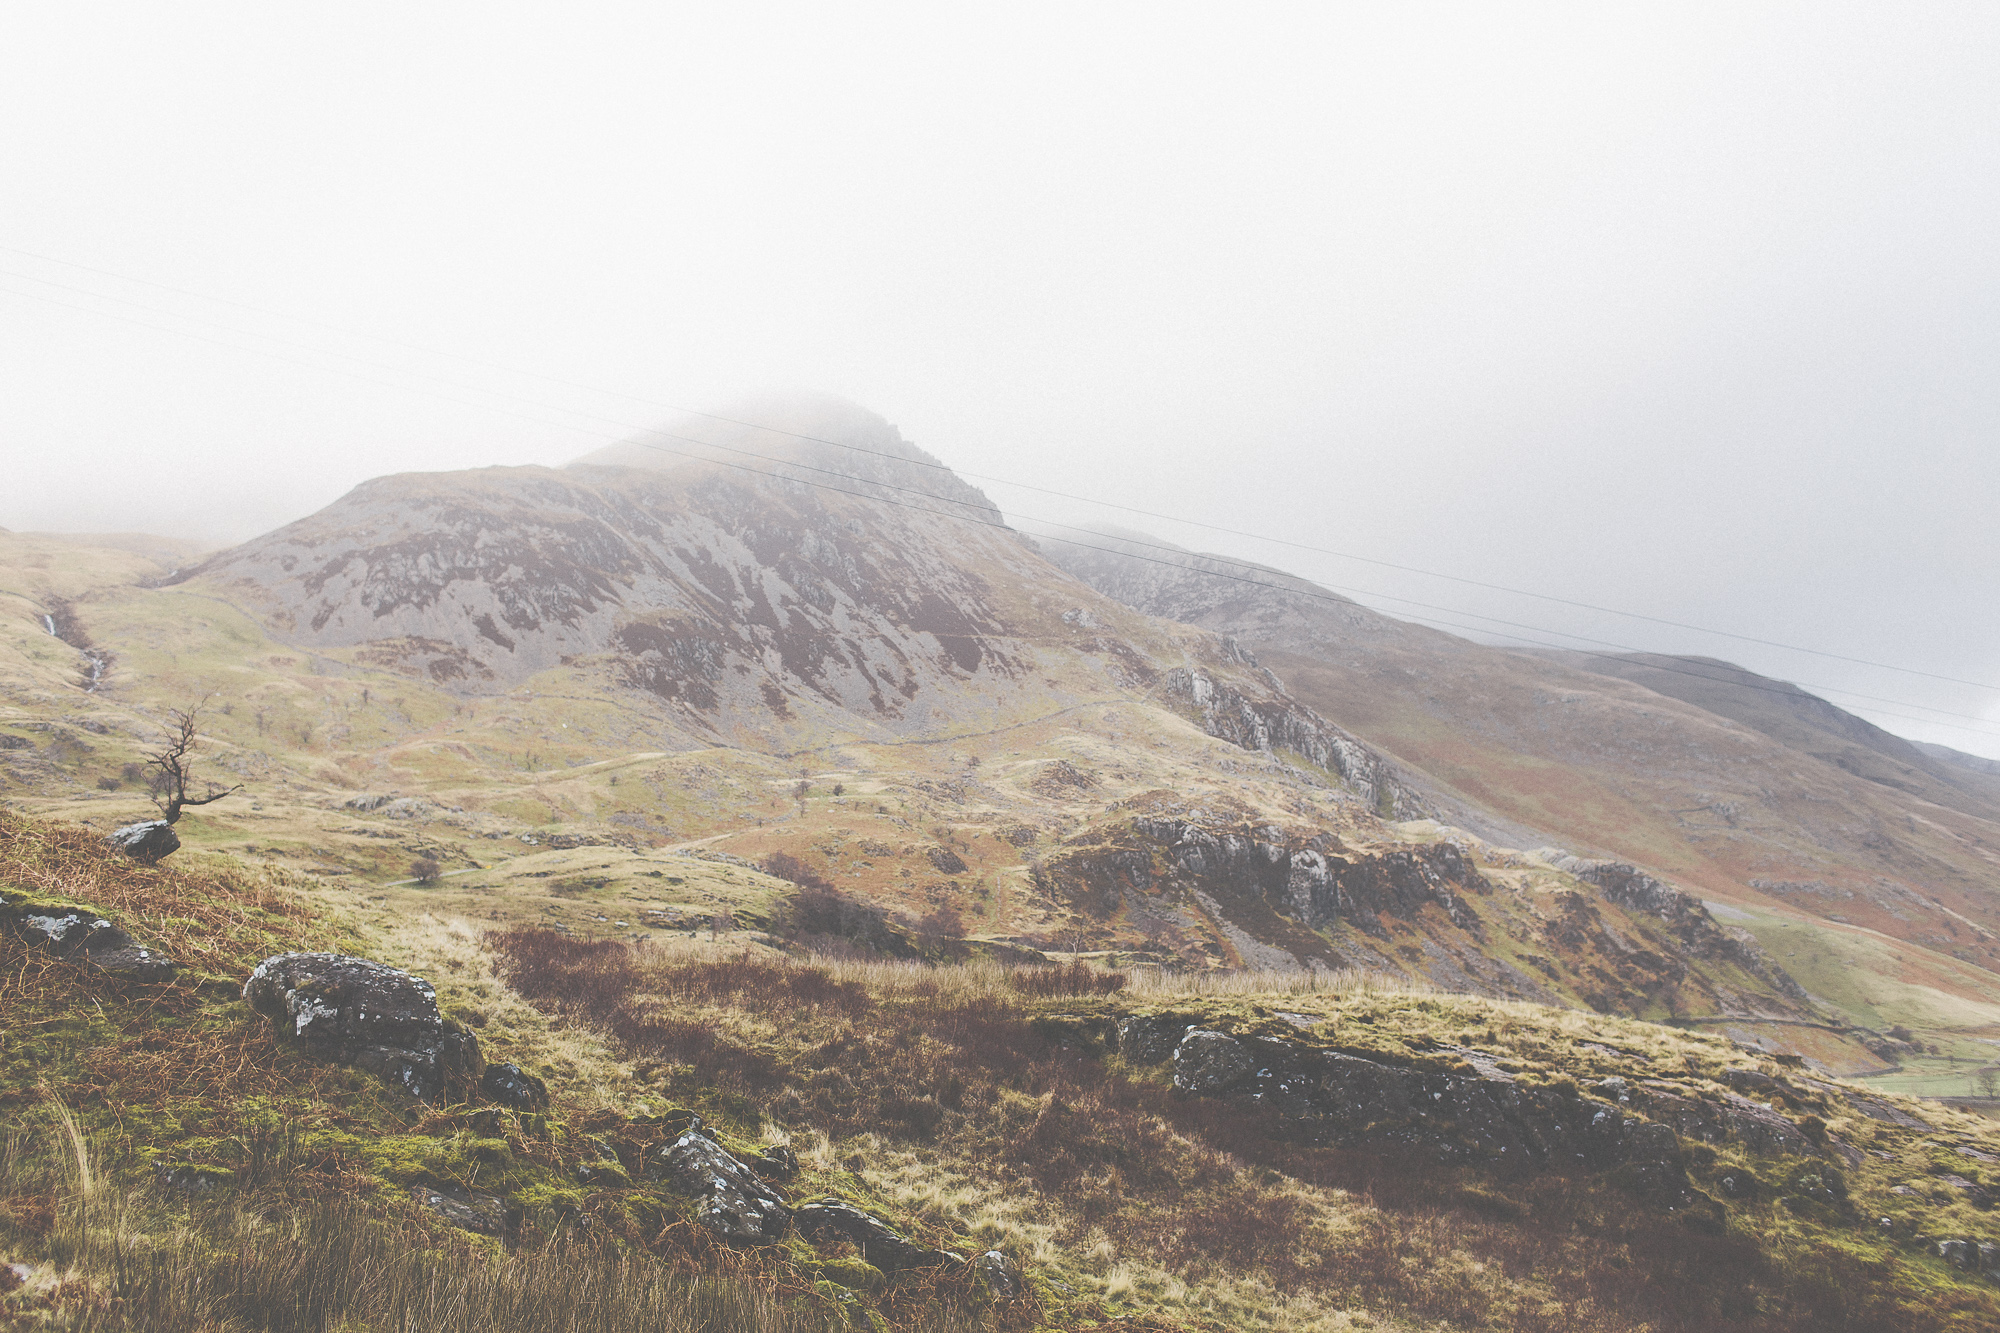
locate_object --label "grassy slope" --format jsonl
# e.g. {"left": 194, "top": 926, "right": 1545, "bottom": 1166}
{"left": 1261, "top": 645, "right": 2000, "bottom": 1044}
{"left": 6, "top": 809, "right": 2000, "bottom": 1332}
{"left": 0, "top": 531, "right": 1837, "bottom": 1045}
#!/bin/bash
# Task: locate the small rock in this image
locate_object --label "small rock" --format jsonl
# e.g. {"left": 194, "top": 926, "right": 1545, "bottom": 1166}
{"left": 1938, "top": 1238, "right": 1975, "bottom": 1269}
{"left": 747, "top": 1144, "right": 800, "bottom": 1179}
{"left": 411, "top": 1184, "right": 508, "bottom": 1236}
{"left": 1721, "top": 1068, "right": 1785, "bottom": 1096}
{"left": 973, "top": 1249, "right": 1022, "bottom": 1299}
{"left": 107, "top": 820, "right": 180, "bottom": 864}
{"left": 795, "top": 1196, "right": 959, "bottom": 1272}
{"left": 1717, "top": 1169, "right": 1764, "bottom": 1201}
{"left": 3, "top": 902, "right": 177, "bottom": 981}
{"left": 243, "top": 953, "right": 481, "bottom": 1102}
{"left": 575, "top": 1160, "right": 632, "bottom": 1188}
{"left": 817, "top": 1256, "right": 887, "bottom": 1293}
{"left": 480, "top": 1062, "right": 549, "bottom": 1110}
{"left": 650, "top": 1130, "right": 789, "bottom": 1243}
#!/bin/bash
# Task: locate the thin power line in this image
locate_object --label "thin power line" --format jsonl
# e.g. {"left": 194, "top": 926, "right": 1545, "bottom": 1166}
{"left": 6, "top": 271, "right": 1999, "bottom": 743}
{"left": 3, "top": 240, "right": 1995, "bottom": 695}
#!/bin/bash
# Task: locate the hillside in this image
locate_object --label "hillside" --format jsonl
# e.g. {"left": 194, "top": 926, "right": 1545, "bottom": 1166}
{"left": 4, "top": 399, "right": 2000, "bottom": 1326}
{"left": 1544, "top": 651, "right": 2000, "bottom": 819}
{"left": 0, "top": 400, "right": 1841, "bottom": 1048}
{"left": 1035, "top": 526, "right": 2000, "bottom": 1080}
{"left": 7, "top": 808, "right": 2000, "bottom": 1332}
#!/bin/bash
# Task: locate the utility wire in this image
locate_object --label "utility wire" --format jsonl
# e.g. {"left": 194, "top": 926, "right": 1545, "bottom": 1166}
{"left": 3, "top": 241, "right": 1995, "bottom": 695}
{"left": 5, "top": 267, "right": 1999, "bottom": 743}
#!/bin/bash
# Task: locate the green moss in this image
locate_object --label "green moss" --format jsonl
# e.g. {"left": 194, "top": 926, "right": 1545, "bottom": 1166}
{"left": 815, "top": 1256, "right": 886, "bottom": 1293}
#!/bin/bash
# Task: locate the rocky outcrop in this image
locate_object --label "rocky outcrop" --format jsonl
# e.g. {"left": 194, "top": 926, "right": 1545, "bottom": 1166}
{"left": 1047, "top": 812, "right": 1488, "bottom": 941}
{"left": 107, "top": 820, "right": 180, "bottom": 864}
{"left": 1136, "top": 1022, "right": 1734, "bottom": 1201}
{"left": 648, "top": 1128, "right": 790, "bottom": 1243}
{"left": 1159, "top": 668, "right": 1428, "bottom": 818}
{"left": 3, "top": 901, "right": 177, "bottom": 981}
{"left": 794, "top": 1197, "right": 960, "bottom": 1271}
{"left": 1554, "top": 858, "right": 1811, "bottom": 1003}
{"left": 1591, "top": 1074, "right": 1818, "bottom": 1158}
{"left": 243, "top": 954, "right": 481, "bottom": 1102}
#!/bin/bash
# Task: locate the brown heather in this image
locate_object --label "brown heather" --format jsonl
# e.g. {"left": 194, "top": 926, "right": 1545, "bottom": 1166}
{"left": 482, "top": 929, "right": 1992, "bottom": 1333}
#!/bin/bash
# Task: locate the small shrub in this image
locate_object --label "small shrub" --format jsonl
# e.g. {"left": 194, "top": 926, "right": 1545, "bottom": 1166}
{"left": 761, "top": 851, "right": 830, "bottom": 892}
{"left": 409, "top": 857, "right": 442, "bottom": 884}
{"left": 1009, "top": 960, "right": 1127, "bottom": 997}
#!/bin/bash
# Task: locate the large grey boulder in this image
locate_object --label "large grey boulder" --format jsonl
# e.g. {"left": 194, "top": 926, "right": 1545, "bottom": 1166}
{"left": 794, "top": 1197, "right": 960, "bottom": 1272}
{"left": 243, "top": 953, "right": 480, "bottom": 1102}
{"left": 107, "top": 820, "right": 180, "bottom": 864}
{"left": 648, "top": 1129, "right": 789, "bottom": 1243}
{"left": 3, "top": 901, "right": 177, "bottom": 981}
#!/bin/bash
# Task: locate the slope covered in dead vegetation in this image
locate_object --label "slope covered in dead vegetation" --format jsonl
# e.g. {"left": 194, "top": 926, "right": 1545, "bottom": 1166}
{"left": 7, "top": 810, "right": 2000, "bottom": 1332}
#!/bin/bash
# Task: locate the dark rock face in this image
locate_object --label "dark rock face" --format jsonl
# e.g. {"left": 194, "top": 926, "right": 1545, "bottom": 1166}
{"left": 107, "top": 820, "right": 180, "bottom": 864}
{"left": 1159, "top": 1025, "right": 1694, "bottom": 1200}
{"left": 794, "top": 1197, "right": 959, "bottom": 1272}
{"left": 479, "top": 1062, "right": 549, "bottom": 1110}
{"left": 3, "top": 902, "right": 177, "bottom": 981}
{"left": 1118, "top": 1013, "right": 1202, "bottom": 1066}
{"left": 1630, "top": 1085, "right": 1817, "bottom": 1158}
{"left": 411, "top": 1184, "right": 508, "bottom": 1236}
{"left": 242, "top": 954, "right": 481, "bottom": 1102}
{"left": 649, "top": 1129, "right": 789, "bottom": 1243}
{"left": 1042, "top": 812, "right": 1501, "bottom": 979}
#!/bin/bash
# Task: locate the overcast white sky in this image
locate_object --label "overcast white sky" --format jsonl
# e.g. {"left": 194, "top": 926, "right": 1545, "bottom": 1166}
{"left": 2, "top": 3, "right": 1997, "bottom": 756}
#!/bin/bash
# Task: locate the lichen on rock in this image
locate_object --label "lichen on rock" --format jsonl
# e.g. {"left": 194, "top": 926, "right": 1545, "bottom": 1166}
{"left": 242, "top": 952, "right": 481, "bottom": 1102}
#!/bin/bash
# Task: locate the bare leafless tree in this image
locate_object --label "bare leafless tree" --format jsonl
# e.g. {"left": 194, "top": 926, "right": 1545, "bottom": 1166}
{"left": 146, "top": 697, "right": 243, "bottom": 824}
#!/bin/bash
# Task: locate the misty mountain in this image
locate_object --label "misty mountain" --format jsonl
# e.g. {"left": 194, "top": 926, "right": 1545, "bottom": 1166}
{"left": 0, "top": 398, "right": 1852, "bottom": 1041}
{"left": 1036, "top": 523, "right": 2000, "bottom": 988}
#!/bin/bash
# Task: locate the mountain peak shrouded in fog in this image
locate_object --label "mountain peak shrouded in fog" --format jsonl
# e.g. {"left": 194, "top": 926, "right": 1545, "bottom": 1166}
{"left": 572, "top": 390, "right": 1004, "bottom": 526}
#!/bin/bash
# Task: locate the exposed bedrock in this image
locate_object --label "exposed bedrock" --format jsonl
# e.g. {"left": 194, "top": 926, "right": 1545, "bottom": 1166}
{"left": 1121, "top": 1018, "right": 1842, "bottom": 1206}
{"left": 1160, "top": 667, "right": 1431, "bottom": 819}
{"left": 1044, "top": 813, "right": 1488, "bottom": 940}
{"left": 1154, "top": 1024, "right": 1691, "bottom": 1199}
{"left": 1554, "top": 857, "right": 1811, "bottom": 1003}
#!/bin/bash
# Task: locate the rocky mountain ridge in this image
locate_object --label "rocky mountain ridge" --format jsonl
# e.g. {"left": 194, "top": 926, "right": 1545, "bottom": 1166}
{"left": 1037, "top": 522, "right": 2000, "bottom": 1049}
